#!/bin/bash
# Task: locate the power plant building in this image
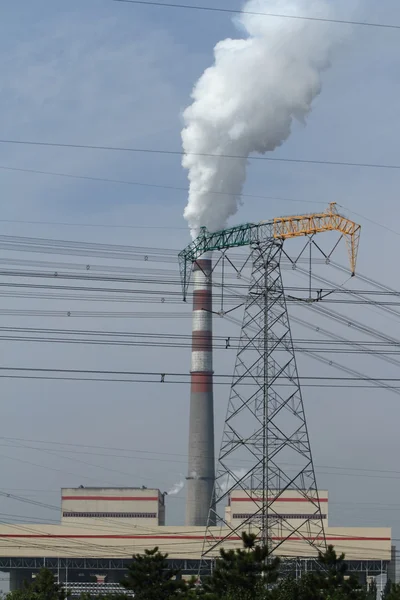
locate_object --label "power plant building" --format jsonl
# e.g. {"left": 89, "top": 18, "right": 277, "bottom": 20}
{"left": 226, "top": 489, "right": 329, "bottom": 532}
{"left": 0, "top": 487, "right": 393, "bottom": 595}
{"left": 61, "top": 487, "right": 165, "bottom": 526}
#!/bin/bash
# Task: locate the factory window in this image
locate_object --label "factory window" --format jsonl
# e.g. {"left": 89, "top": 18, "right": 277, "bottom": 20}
{"left": 232, "top": 514, "right": 327, "bottom": 520}
{"left": 62, "top": 512, "right": 157, "bottom": 518}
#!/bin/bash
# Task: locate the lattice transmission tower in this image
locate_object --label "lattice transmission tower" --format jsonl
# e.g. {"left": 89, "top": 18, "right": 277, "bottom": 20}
{"left": 179, "top": 203, "right": 361, "bottom": 559}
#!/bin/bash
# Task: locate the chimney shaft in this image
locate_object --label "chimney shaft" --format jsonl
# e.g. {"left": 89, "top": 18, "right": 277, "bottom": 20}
{"left": 185, "top": 257, "right": 215, "bottom": 526}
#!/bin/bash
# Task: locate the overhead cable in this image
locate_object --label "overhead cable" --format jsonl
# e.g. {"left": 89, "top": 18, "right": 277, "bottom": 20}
{"left": 2, "top": 138, "right": 400, "bottom": 171}
{"left": 113, "top": 0, "right": 400, "bottom": 31}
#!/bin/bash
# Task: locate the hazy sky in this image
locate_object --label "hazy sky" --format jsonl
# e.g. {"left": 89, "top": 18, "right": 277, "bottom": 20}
{"left": 0, "top": 0, "right": 400, "bottom": 571}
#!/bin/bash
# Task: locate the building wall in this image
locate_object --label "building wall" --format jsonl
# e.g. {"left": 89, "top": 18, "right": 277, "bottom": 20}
{"left": 226, "top": 489, "right": 329, "bottom": 547}
{"left": 228, "top": 489, "right": 329, "bottom": 530}
{"left": 0, "top": 523, "right": 390, "bottom": 562}
{"left": 61, "top": 488, "right": 164, "bottom": 526}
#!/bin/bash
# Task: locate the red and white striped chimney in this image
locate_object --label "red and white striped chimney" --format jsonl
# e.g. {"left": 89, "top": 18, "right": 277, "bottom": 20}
{"left": 185, "top": 256, "right": 215, "bottom": 526}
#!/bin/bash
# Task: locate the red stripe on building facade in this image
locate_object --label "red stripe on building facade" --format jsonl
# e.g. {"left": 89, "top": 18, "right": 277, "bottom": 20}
{"left": 0, "top": 534, "right": 390, "bottom": 541}
{"left": 61, "top": 496, "right": 159, "bottom": 501}
{"left": 233, "top": 498, "right": 328, "bottom": 503}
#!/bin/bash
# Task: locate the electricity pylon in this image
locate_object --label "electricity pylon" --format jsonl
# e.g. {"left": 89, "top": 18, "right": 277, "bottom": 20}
{"left": 179, "top": 203, "right": 361, "bottom": 559}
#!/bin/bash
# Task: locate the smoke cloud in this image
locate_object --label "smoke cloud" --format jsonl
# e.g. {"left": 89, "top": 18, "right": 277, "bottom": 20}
{"left": 219, "top": 468, "right": 250, "bottom": 494}
{"left": 181, "top": 0, "right": 346, "bottom": 236}
{"left": 168, "top": 479, "right": 185, "bottom": 495}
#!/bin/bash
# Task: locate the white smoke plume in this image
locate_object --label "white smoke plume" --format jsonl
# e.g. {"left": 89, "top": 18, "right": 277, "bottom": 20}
{"left": 219, "top": 468, "right": 250, "bottom": 494}
{"left": 167, "top": 479, "right": 185, "bottom": 495}
{"left": 181, "top": 0, "right": 347, "bottom": 236}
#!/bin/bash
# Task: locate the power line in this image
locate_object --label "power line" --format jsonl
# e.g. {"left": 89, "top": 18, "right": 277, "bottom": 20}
{"left": 0, "top": 170, "right": 397, "bottom": 242}
{"left": 3, "top": 268, "right": 400, "bottom": 296}
{"left": 0, "top": 170, "right": 397, "bottom": 238}
{"left": 6, "top": 438, "right": 400, "bottom": 484}
{"left": 113, "top": 0, "right": 400, "bottom": 31}
{"left": 2, "top": 138, "right": 400, "bottom": 171}
{"left": 0, "top": 234, "right": 179, "bottom": 263}
{"left": 0, "top": 164, "right": 324, "bottom": 208}
{"left": 0, "top": 164, "right": 193, "bottom": 205}
{"left": 290, "top": 260, "right": 400, "bottom": 324}
{"left": 2, "top": 440, "right": 165, "bottom": 488}
{"left": 3, "top": 366, "right": 400, "bottom": 381}
{"left": 3, "top": 332, "right": 400, "bottom": 353}
{"left": 0, "top": 374, "right": 397, "bottom": 388}
{"left": 0, "top": 217, "right": 185, "bottom": 230}
{"left": 7, "top": 435, "right": 400, "bottom": 481}
{"left": 0, "top": 187, "right": 396, "bottom": 245}
{"left": 340, "top": 204, "right": 400, "bottom": 239}
{"left": 0, "top": 367, "right": 399, "bottom": 389}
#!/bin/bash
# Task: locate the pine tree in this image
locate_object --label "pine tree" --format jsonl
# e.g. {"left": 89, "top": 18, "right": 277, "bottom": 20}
{"left": 202, "top": 532, "right": 280, "bottom": 600}
{"left": 384, "top": 582, "right": 400, "bottom": 600}
{"left": 366, "top": 579, "right": 377, "bottom": 600}
{"left": 120, "top": 547, "right": 191, "bottom": 600}
{"left": 31, "top": 569, "right": 67, "bottom": 600}
{"left": 316, "top": 545, "right": 365, "bottom": 599}
{"left": 6, "top": 568, "right": 67, "bottom": 600}
{"left": 270, "top": 545, "right": 368, "bottom": 600}
{"left": 272, "top": 573, "right": 322, "bottom": 600}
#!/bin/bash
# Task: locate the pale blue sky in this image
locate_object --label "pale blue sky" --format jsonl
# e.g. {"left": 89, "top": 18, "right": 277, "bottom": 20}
{"left": 0, "top": 0, "right": 400, "bottom": 565}
{"left": 0, "top": 0, "right": 399, "bottom": 235}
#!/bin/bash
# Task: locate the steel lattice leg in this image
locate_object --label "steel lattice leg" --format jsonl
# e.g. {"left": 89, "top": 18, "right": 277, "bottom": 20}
{"left": 202, "top": 241, "right": 326, "bottom": 559}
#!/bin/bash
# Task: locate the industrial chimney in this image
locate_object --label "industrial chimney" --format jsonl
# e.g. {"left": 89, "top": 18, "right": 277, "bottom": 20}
{"left": 185, "top": 256, "right": 215, "bottom": 526}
